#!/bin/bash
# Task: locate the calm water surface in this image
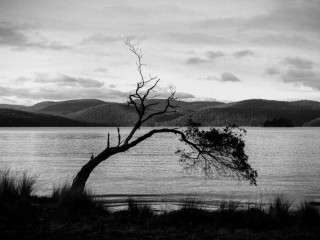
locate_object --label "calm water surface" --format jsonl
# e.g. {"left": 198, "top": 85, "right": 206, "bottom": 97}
{"left": 0, "top": 127, "right": 319, "bottom": 207}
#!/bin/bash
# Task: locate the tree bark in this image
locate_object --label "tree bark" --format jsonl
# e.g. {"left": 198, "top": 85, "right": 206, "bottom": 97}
{"left": 71, "top": 155, "right": 106, "bottom": 192}
{"left": 71, "top": 146, "right": 129, "bottom": 192}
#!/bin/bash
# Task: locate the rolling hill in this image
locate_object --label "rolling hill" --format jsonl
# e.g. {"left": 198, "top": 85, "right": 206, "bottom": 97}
{"left": 141, "top": 99, "right": 226, "bottom": 113}
{"left": 35, "top": 99, "right": 106, "bottom": 115}
{"left": 224, "top": 99, "right": 320, "bottom": 111}
{"left": 0, "top": 104, "right": 29, "bottom": 111}
{"left": 1, "top": 98, "right": 320, "bottom": 127}
{"left": 161, "top": 107, "right": 320, "bottom": 126}
{"left": 41, "top": 99, "right": 227, "bottom": 126}
{"left": 66, "top": 103, "right": 138, "bottom": 126}
{"left": 0, "top": 109, "right": 100, "bottom": 127}
{"left": 161, "top": 99, "right": 320, "bottom": 126}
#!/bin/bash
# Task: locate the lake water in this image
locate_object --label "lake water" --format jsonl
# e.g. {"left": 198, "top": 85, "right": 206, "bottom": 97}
{"left": 0, "top": 127, "right": 319, "bottom": 209}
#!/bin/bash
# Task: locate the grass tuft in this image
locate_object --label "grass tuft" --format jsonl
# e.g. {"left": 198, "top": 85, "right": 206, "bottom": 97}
{"left": 127, "top": 198, "right": 154, "bottom": 218}
{"left": 18, "top": 172, "right": 37, "bottom": 199}
{"left": 219, "top": 200, "right": 240, "bottom": 212}
{"left": 181, "top": 198, "right": 202, "bottom": 211}
{"left": 269, "top": 195, "right": 293, "bottom": 218}
{"left": 268, "top": 195, "right": 293, "bottom": 227}
{"left": 0, "top": 168, "right": 36, "bottom": 201}
{"left": 51, "top": 182, "right": 101, "bottom": 211}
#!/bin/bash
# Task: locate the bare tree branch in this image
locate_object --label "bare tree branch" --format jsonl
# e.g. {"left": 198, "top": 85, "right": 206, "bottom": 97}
{"left": 107, "top": 133, "right": 110, "bottom": 149}
{"left": 123, "top": 38, "right": 179, "bottom": 145}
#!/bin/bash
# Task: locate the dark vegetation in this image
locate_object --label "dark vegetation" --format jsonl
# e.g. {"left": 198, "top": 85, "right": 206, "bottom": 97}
{"left": 263, "top": 118, "right": 294, "bottom": 127}
{"left": 0, "top": 108, "right": 101, "bottom": 127}
{"left": 2, "top": 99, "right": 320, "bottom": 127}
{"left": 0, "top": 171, "right": 319, "bottom": 240}
{"left": 304, "top": 117, "right": 320, "bottom": 126}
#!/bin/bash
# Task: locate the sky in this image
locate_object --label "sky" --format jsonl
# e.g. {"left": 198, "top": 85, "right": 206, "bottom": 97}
{"left": 0, "top": 0, "right": 320, "bottom": 105}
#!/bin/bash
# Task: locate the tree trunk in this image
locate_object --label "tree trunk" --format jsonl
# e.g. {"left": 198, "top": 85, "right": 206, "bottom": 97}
{"left": 70, "top": 129, "right": 186, "bottom": 193}
{"left": 71, "top": 145, "right": 129, "bottom": 193}
{"left": 71, "top": 156, "right": 105, "bottom": 192}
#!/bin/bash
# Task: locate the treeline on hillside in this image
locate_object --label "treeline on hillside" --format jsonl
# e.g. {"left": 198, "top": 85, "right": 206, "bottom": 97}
{"left": 263, "top": 118, "right": 294, "bottom": 127}
{"left": 1, "top": 99, "right": 320, "bottom": 127}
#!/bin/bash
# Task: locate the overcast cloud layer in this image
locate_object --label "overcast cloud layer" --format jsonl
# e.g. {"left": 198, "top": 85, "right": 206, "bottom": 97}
{"left": 1, "top": 0, "right": 320, "bottom": 104}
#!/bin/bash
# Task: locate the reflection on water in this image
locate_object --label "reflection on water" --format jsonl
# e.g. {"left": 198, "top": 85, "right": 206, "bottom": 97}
{"left": 0, "top": 127, "right": 319, "bottom": 205}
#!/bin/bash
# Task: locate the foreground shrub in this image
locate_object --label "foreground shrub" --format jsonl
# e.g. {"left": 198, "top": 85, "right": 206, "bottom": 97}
{"left": 51, "top": 183, "right": 101, "bottom": 211}
{"left": 0, "top": 169, "right": 36, "bottom": 201}
{"left": 268, "top": 195, "right": 293, "bottom": 226}
{"left": 269, "top": 195, "right": 293, "bottom": 217}
{"left": 156, "top": 198, "right": 210, "bottom": 228}
{"left": 127, "top": 198, "right": 154, "bottom": 218}
{"left": 297, "top": 201, "right": 319, "bottom": 227}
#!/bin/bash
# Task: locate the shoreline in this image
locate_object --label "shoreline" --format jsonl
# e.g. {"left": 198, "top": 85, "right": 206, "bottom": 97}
{"left": 94, "top": 194, "right": 320, "bottom": 213}
{"left": 1, "top": 194, "right": 320, "bottom": 240}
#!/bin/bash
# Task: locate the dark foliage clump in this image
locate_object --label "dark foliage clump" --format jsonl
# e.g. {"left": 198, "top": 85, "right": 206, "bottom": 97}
{"left": 51, "top": 182, "right": 102, "bottom": 212}
{"left": 178, "top": 122, "right": 258, "bottom": 185}
{"left": 264, "top": 118, "right": 294, "bottom": 127}
{"left": 297, "top": 201, "right": 320, "bottom": 228}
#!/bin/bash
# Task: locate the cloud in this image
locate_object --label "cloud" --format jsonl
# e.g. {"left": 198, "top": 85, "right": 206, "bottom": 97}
{"left": 0, "top": 86, "right": 10, "bottom": 95}
{"left": 81, "top": 34, "right": 146, "bottom": 45}
{"left": 186, "top": 57, "right": 207, "bottom": 65}
{"left": 186, "top": 50, "right": 224, "bottom": 65}
{"left": 267, "top": 59, "right": 320, "bottom": 91}
{"left": 33, "top": 73, "right": 104, "bottom": 88}
{"left": 169, "top": 32, "right": 234, "bottom": 45}
{"left": 92, "top": 67, "right": 108, "bottom": 73}
{"left": 192, "top": 2, "right": 320, "bottom": 49}
{"left": 204, "top": 76, "right": 218, "bottom": 81}
{"left": 0, "top": 22, "right": 28, "bottom": 47}
{"left": 175, "top": 92, "right": 195, "bottom": 99}
{"left": 0, "top": 21, "right": 69, "bottom": 50}
{"left": 282, "top": 57, "right": 314, "bottom": 69}
{"left": 265, "top": 67, "right": 280, "bottom": 76}
{"left": 109, "top": 84, "right": 116, "bottom": 88}
{"left": 220, "top": 72, "right": 241, "bottom": 82}
{"left": 195, "top": 17, "right": 240, "bottom": 30}
{"left": 282, "top": 69, "right": 320, "bottom": 90}
{"left": 0, "top": 84, "right": 129, "bottom": 102}
{"left": 150, "top": 89, "right": 195, "bottom": 99}
{"left": 204, "top": 72, "right": 241, "bottom": 82}
{"left": 250, "top": 33, "right": 320, "bottom": 50}
{"left": 81, "top": 34, "right": 125, "bottom": 45}
{"left": 247, "top": 1, "right": 320, "bottom": 34}
{"left": 234, "top": 50, "right": 254, "bottom": 58}
{"left": 206, "top": 51, "right": 224, "bottom": 59}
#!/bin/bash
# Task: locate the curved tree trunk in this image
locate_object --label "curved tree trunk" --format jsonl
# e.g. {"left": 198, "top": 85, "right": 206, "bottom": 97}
{"left": 71, "top": 155, "right": 107, "bottom": 192}
{"left": 71, "top": 146, "right": 129, "bottom": 192}
{"left": 71, "top": 129, "right": 185, "bottom": 193}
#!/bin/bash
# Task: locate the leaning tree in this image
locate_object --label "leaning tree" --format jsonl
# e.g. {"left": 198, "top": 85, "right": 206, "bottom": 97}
{"left": 71, "top": 39, "right": 257, "bottom": 192}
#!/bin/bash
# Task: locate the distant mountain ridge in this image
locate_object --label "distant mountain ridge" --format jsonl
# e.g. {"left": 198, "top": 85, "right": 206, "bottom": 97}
{"left": 1, "top": 98, "right": 320, "bottom": 127}
{"left": 0, "top": 109, "right": 99, "bottom": 127}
